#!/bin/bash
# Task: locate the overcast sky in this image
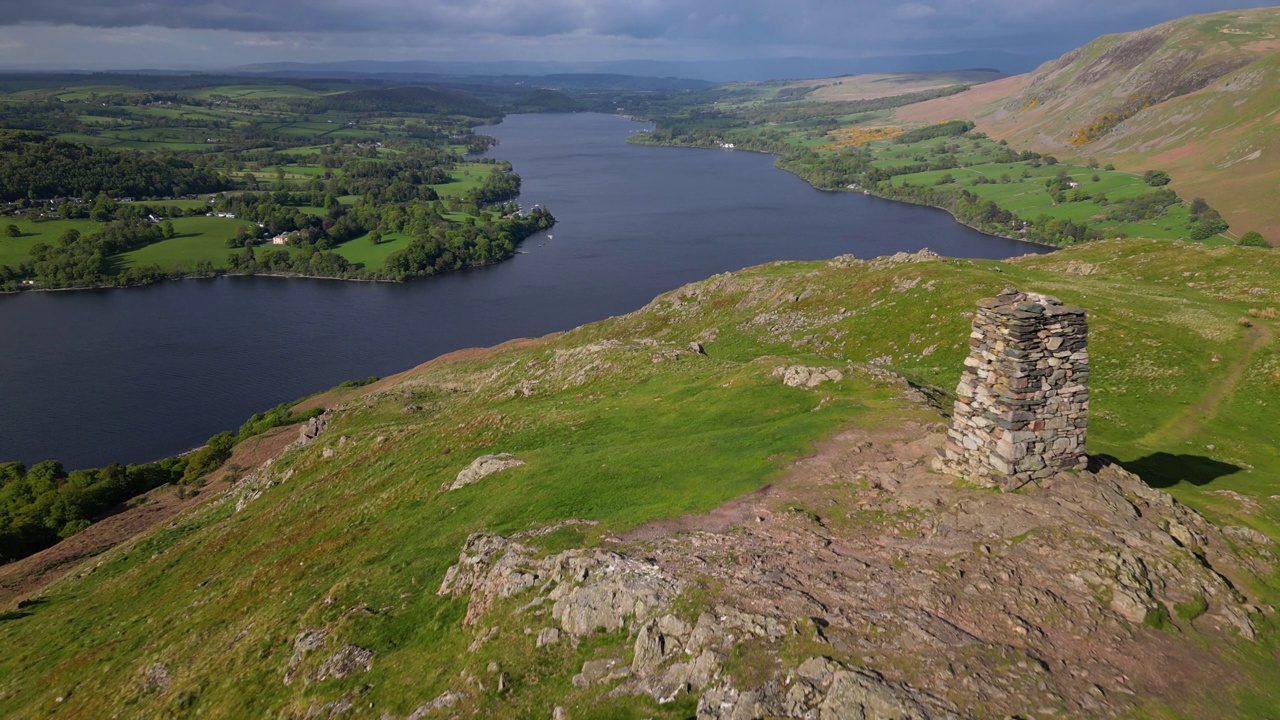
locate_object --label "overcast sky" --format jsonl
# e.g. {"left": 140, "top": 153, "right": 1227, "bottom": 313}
{"left": 0, "top": 1, "right": 1273, "bottom": 73}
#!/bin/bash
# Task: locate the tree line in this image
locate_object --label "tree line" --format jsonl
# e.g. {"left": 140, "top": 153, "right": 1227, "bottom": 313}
{"left": 0, "top": 402, "right": 321, "bottom": 564}
{"left": 0, "top": 134, "right": 230, "bottom": 201}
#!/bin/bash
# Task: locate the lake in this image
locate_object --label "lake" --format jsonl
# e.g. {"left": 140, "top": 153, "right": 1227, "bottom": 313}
{"left": 0, "top": 113, "right": 1046, "bottom": 469}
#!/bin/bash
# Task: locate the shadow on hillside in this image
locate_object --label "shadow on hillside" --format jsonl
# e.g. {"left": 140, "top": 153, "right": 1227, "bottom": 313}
{"left": 1108, "top": 452, "right": 1242, "bottom": 488}
{"left": 0, "top": 597, "right": 47, "bottom": 622}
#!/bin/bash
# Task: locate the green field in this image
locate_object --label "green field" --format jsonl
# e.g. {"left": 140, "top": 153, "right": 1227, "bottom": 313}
{"left": 333, "top": 232, "right": 416, "bottom": 268}
{"left": 0, "top": 235, "right": 43, "bottom": 267}
{"left": 0, "top": 218, "right": 89, "bottom": 266}
{"left": 866, "top": 135, "right": 1232, "bottom": 243}
{"left": 0, "top": 215, "right": 247, "bottom": 271}
{"left": 117, "top": 216, "right": 249, "bottom": 269}
{"left": 123, "top": 199, "right": 212, "bottom": 211}
{"left": 184, "top": 84, "right": 354, "bottom": 100}
{"left": 427, "top": 162, "right": 490, "bottom": 198}
{"left": 886, "top": 162, "right": 1212, "bottom": 240}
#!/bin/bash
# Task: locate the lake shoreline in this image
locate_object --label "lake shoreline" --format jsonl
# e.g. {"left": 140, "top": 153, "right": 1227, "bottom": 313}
{"left": 0, "top": 231, "right": 554, "bottom": 295}
{"left": 628, "top": 134, "right": 1057, "bottom": 250}
{"left": 0, "top": 269, "right": 398, "bottom": 295}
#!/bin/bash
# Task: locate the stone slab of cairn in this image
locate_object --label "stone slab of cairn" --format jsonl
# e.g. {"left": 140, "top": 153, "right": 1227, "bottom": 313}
{"left": 935, "top": 289, "right": 1089, "bottom": 490}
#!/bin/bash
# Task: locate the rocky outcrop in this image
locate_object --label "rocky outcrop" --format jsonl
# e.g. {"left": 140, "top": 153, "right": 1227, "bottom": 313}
{"left": 436, "top": 531, "right": 947, "bottom": 715}
{"left": 142, "top": 662, "right": 170, "bottom": 692}
{"left": 296, "top": 412, "right": 331, "bottom": 447}
{"left": 1223, "top": 524, "right": 1273, "bottom": 546}
{"left": 698, "top": 658, "right": 959, "bottom": 720}
{"left": 283, "top": 628, "right": 328, "bottom": 685}
{"left": 773, "top": 365, "right": 844, "bottom": 389}
{"left": 437, "top": 533, "right": 679, "bottom": 631}
{"left": 228, "top": 461, "right": 297, "bottom": 513}
{"left": 312, "top": 644, "right": 374, "bottom": 682}
{"left": 445, "top": 454, "right": 525, "bottom": 491}
{"left": 406, "top": 691, "right": 465, "bottom": 720}
{"left": 867, "top": 248, "right": 941, "bottom": 270}
{"left": 282, "top": 627, "right": 374, "bottom": 687}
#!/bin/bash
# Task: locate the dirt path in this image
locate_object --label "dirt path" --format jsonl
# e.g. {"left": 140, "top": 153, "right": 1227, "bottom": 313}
{"left": 1136, "top": 322, "right": 1272, "bottom": 448}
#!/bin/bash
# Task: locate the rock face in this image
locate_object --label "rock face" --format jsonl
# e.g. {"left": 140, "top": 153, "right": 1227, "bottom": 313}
{"left": 936, "top": 289, "right": 1089, "bottom": 490}
{"left": 296, "top": 412, "right": 330, "bottom": 447}
{"left": 446, "top": 454, "right": 525, "bottom": 491}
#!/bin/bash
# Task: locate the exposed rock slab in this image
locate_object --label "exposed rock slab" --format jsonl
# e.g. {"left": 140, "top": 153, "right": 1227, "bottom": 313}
{"left": 446, "top": 454, "right": 525, "bottom": 491}
{"left": 773, "top": 365, "right": 845, "bottom": 389}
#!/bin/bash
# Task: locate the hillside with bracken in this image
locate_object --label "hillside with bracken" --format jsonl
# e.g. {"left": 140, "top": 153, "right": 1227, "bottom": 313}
{"left": 896, "top": 7, "right": 1280, "bottom": 242}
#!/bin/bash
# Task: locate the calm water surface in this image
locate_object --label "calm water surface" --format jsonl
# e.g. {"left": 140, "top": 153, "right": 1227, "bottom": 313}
{"left": 0, "top": 113, "right": 1047, "bottom": 468}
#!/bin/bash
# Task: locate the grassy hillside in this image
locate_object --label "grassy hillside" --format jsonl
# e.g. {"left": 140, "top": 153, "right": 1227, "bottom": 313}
{"left": 897, "top": 8, "right": 1280, "bottom": 242}
{"left": 1, "top": 239, "right": 1278, "bottom": 717}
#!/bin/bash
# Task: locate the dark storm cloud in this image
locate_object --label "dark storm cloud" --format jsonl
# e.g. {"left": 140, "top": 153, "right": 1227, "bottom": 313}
{"left": 0, "top": 0, "right": 1274, "bottom": 64}
{"left": 0, "top": 0, "right": 673, "bottom": 35}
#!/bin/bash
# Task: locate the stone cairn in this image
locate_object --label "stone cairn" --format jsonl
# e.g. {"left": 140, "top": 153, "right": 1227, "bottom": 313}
{"left": 935, "top": 289, "right": 1089, "bottom": 490}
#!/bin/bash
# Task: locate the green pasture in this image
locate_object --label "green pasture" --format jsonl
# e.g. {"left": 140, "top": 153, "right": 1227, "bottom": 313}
{"left": 123, "top": 199, "right": 213, "bottom": 211}
{"left": 328, "top": 127, "right": 382, "bottom": 140}
{"left": 52, "top": 132, "right": 120, "bottom": 147}
{"left": 183, "top": 84, "right": 345, "bottom": 100}
{"left": 0, "top": 218, "right": 97, "bottom": 266}
{"left": 75, "top": 115, "right": 126, "bottom": 126}
{"left": 112, "top": 140, "right": 213, "bottom": 151}
{"left": 0, "top": 233, "right": 46, "bottom": 268}
{"left": 18, "top": 84, "right": 142, "bottom": 101}
{"left": 888, "top": 166, "right": 1210, "bottom": 241}
{"left": 857, "top": 134, "right": 1232, "bottom": 242}
{"left": 333, "top": 232, "right": 416, "bottom": 269}
{"left": 427, "top": 162, "right": 490, "bottom": 198}
{"left": 280, "top": 165, "right": 332, "bottom": 177}
{"left": 117, "top": 216, "right": 249, "bottom": 269}
{"left": 278, "top": 145, "right": 331, "bottom": 158}
{"left": 0, "top": 214, "right": 244, "bottom": 269}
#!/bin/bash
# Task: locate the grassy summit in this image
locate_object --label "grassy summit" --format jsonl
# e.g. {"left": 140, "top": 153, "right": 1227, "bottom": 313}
{"left": 1, "top": 238, "right": 1278, "bottom": 717}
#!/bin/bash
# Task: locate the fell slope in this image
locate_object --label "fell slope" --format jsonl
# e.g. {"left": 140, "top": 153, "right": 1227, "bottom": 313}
{"left": 897, "top": 8, "right": 1280, "bottom": 241}
{"left": 776, "top": 70, "right": 1004, "bottom": 102}
{"left": 2, "top": 240, "right": 1279, "bottom": 718}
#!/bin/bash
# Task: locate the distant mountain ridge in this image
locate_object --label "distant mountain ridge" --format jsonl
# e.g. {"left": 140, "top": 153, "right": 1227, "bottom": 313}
{"left": 230, "top": 51, "right": 1038, "bottom": 83}
{"left": 897, "top": 7, "right": 1280, "bottom": 241}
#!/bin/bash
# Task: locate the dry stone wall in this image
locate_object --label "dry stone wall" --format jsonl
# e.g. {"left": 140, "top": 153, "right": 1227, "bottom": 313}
{"left": 935, "top": 289, "right": 1089, "bottom": 490}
